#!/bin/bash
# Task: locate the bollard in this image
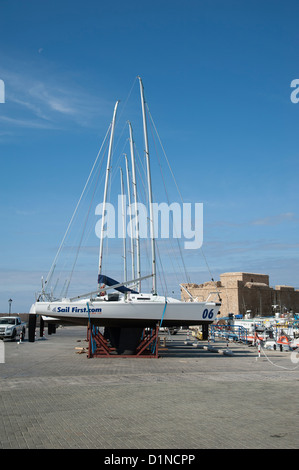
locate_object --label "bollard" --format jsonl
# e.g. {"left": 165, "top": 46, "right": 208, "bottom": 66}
{"left": 184, "top": 329, "right": 193, "bottom": 345}
{"left": 47, "top": 323, "right": 56, "bottom": 335}
{"left": 258, "top": 339, "right": 261, "bottom": 358}
{"left": 202, "top": 323, "right": 209, "bottom": 341}
{"left": 40, "top": 316, "right": 44, "bottom": 338}
{"left": 28, "top": 314, "right": 36, "bottom": 342}
{"left": 18, "top": 330, "right": 24, "bottom": 345}
{"left": 255, "top": 339, "right": 261, "bottom": 361}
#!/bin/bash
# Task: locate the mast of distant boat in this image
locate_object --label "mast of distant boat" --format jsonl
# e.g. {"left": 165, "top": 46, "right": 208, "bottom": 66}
{"left": 138, "top": 76, "right": 157, "bottom": 295}
{"left": 124, "top": 153, "right": 135, "bottom": 282}
{"left": 120, "top": 167, "right": 127, "bottom": 284}
{"left": 128, "top": 121, "right": 141, "bottom": 293}
{"left": 98, "top": 100, "right": 119, "bottom": 286}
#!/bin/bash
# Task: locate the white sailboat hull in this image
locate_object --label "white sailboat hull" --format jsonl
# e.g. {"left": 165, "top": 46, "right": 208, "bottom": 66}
{"left": 31, "top": 296, "right": 220, "bottom": 327}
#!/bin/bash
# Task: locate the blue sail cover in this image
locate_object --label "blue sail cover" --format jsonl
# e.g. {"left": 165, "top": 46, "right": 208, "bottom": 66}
{"left": 98, "top": 274, "right": 138, "bottom": 294}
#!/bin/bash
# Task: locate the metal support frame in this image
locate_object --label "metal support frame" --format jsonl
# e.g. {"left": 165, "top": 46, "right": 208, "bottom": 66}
{"left": 210, "top": 324, "right": 248, "bottom": 343}
{"left": 87, "top": 325, "right": 160, "bottom": 358}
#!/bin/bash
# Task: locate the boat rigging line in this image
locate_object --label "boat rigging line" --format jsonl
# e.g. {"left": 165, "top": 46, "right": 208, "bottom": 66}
{"left": 42, "top": 123, "right": 112, "bottom": 298}
{"left": 145, "top": 102, "right": 221, "bottom": 301}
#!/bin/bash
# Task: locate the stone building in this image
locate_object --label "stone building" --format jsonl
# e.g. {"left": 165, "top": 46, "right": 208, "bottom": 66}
{"left": 181, "top": 272, "right": 299, "bottom": 318}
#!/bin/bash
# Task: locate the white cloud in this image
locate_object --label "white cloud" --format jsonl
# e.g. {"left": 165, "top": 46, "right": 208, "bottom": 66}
{"left": 28, "top": 83, "right": 77, "bottom": 116}
{"left": 0, "top": 115, "right": 53, "bottom": 129}
{"left": 251, "top": 212, "right": 295, "bottom": 226}
{"left": 207, "top": 212, "right": 297, "bottom": 229}
{"left": 15, "top": 209, "right": 38, "bottom": 216}
{"left": 9, "top": 96, "right": 51, "bottom": 121}
{"left": 1, "top": 63, "right": 112, "bottom": 131}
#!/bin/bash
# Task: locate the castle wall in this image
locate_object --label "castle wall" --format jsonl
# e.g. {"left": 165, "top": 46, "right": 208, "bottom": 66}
{"left": 181, "top": 272, "right": 299, "bottom": 318}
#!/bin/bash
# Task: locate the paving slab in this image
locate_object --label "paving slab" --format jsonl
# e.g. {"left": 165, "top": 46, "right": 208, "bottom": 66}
{"left": 0, "top": 326, "right": 298, "bottom": 449}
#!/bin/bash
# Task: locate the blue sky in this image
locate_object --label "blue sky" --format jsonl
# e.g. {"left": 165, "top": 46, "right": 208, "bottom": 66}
{"left": 0, "top": 0, "right": 298, "bottom": 313}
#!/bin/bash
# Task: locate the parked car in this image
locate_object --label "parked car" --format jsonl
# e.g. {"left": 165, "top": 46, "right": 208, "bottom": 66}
{"left": 0, "top": 316, "right": 26, "bottom": 341}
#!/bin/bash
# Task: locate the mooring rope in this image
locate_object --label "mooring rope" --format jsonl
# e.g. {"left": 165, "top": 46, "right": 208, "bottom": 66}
{"left": 86, "top": 302, "right": 95, "bottom": 355}
{"left": 259, "top": 343, "right": 299, "bottom": 371}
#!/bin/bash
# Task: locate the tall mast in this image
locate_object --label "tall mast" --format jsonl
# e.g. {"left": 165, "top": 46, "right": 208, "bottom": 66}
{"left": 138, "top": 76, "right": 157, "bottom": 294}
{"left": 124, "top": 154, "right": 135, "bottom": 281}
{"left": 128, "top": 121, "right": 141, "bottom": 292}
{"left": 119, "top": 168, "right": 127, "bottom": 283}
{"left": 98, "top": 100, "right": 119, "bottom": 285}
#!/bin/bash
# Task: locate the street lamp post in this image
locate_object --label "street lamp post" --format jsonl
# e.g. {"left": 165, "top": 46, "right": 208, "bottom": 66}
{"left": 8, "top": 298, "right": 12, "bottom": 316}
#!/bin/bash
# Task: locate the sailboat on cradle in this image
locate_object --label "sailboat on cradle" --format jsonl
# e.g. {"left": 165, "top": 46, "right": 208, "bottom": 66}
{"left": 29, "top": 77, "right": 221, "bottom": 351}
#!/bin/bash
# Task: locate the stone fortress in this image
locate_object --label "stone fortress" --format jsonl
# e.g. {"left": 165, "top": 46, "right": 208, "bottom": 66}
{"left": 181, "top": 272, "right": 299, "bottom": 318}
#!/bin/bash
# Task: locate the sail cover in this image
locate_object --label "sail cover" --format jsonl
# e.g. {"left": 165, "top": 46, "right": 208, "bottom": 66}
{"left": 98, "top": 274, "right": 138, "bottom": 294}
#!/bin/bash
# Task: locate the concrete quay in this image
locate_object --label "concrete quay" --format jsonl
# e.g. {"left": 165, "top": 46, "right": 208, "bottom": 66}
{"left": 0, "top": 326, "right": 298, "bottom": 449}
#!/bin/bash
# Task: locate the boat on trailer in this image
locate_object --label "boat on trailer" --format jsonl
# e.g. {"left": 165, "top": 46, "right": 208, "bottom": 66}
{"left": 29, "top": 77, "right": 221, "bottom": 353}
